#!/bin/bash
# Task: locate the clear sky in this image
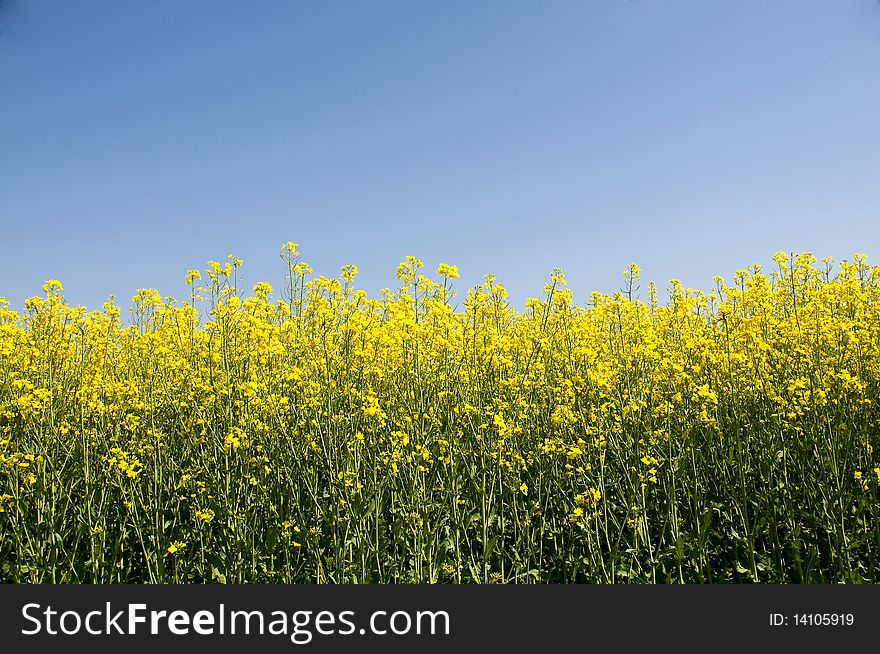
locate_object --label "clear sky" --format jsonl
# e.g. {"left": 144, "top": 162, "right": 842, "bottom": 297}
{"left": 2, "top": 0, "right": 879, "bottom": 311}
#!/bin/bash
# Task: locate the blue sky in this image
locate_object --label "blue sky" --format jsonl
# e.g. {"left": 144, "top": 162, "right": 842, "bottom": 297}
{"left": 1, "top": 0, "right": 879, "bottom": 310}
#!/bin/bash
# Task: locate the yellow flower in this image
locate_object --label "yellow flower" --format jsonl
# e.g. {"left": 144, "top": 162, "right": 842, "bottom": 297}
{"left": 42, "top": 280, "right": 64, "bottom": 293}
{"left": 167, "top": 541, "right": 186, "bottom": 555}
{"left": 436, "top": 263, "right": 460, "bottom": 279}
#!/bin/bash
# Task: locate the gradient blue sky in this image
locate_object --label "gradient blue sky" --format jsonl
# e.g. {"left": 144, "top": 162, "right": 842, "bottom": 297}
{"left": 2, "top": 0, "right": 879, "bottom": 310}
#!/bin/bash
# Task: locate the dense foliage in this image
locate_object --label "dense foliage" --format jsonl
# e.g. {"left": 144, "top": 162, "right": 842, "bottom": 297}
{"left": 2, "top": 246, "right": 879, "bottom": 582}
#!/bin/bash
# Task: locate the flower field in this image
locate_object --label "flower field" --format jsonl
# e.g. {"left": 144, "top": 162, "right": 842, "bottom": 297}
{"left": 1, "top": 245, "right": 879, "bottom": 583}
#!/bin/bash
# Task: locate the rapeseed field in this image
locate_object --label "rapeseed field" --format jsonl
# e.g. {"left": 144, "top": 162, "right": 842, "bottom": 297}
{"left": 1, "top": 245, "right": 878, "bottom": 583}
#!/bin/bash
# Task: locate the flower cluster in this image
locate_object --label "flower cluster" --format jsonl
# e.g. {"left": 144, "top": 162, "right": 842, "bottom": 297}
{"left": 0, "top": 249, "right": 879, "bottom": 583}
